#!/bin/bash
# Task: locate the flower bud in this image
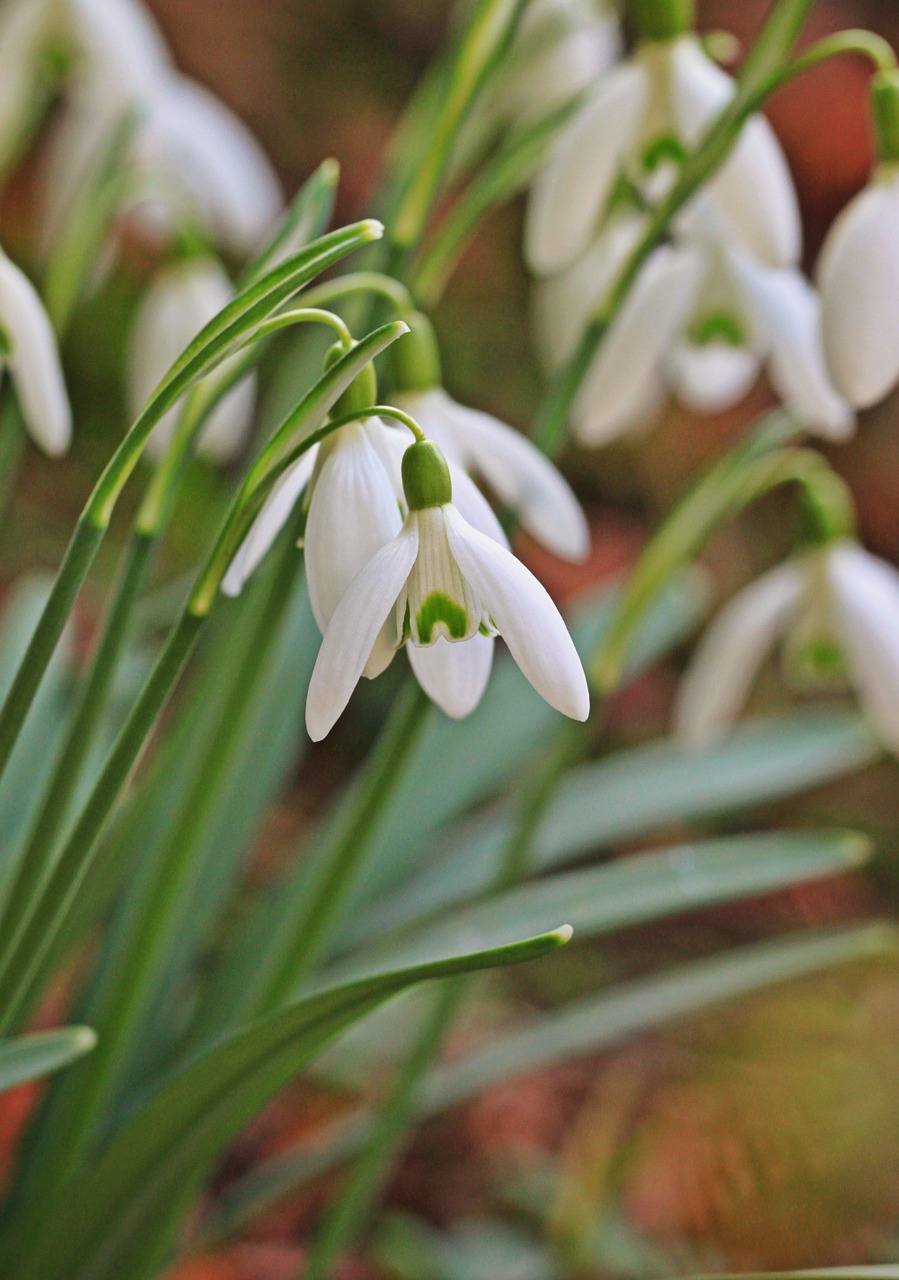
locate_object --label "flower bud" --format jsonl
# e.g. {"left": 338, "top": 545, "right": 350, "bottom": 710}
{"left": 402, "top": 440, "right": 453, "bottom": 510}
{"left": 391, "top": 310, "right": 442, "bottom": 394}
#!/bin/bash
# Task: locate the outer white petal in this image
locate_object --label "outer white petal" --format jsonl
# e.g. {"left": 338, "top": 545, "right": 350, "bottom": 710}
{"left": 448, "top": 461, "right": 510, "bottom": 549}
{"left": 525, "top": 60, "right": 648, "bottom": 275}
{"left": 666, "top": 36, "right": 733, "bottom": 142}
{"left": 304, "top": 423, "right": 404, "bottom": 634}
{"left": 667, "top": 340, "right": 760, "bottom": 414}
{"left": 138, "top": 75, "right": 284, "bottom": 254}
{"left": 532, "top": 214, "right": 645, "bottom": 371}
{"left": 707, "top": 115, "right": 802, "bottom": 267}
{"left": 408, "top": 632, "right": 495, "bottom": 719}
{"left": 443, "top": 506, "right": 589, "bottom": 720}
{"left": 731, "top": 252, "right": 855, "bottom": 440}
{"left": 306, "top": 522, "right": 420, "bottom": 741}
{"left": 674, "top": 562, "right": 806, "bottom": 746}
{"left": 818, "top": 177, "right": 899, "bottom": 409}
{"left": 69, "top": 0, "right": 171, "bottom": 97}
{"left": 434, "top": 391, "right": 589, "bottom": 560}
{"left": 220, "top": 448, "right": 318, "bottom": 597}
{"left": 0, "top": 253, "right": 71, "bottom": 457}
{"left": 826, "top": 543, "right": 899, "bottom": 754}
{"left": 192, "top": 374, "right": 257, "bottom": 463}
{"left": 572, "top": 244, "right": 705, "bottom": 445}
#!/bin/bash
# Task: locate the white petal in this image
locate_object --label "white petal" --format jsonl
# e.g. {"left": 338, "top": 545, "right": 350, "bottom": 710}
{"left": 138, "top": 75, "right": 284, "bottom": 255}
{"left": 532, "top": 214, "right": 645, "bottom": 371}
{"left": 572, "top": 244, "right": 705, "bottom": 445}
{"left": 525, "top": 60, "right": 647, "bottom": 275}
{"left": 448, "top": 461, "right": 510, "bottom": 549}
{"left": 193, "top": 373, "right": 257, "bottom": 463}
{"left": 666, "top": 35, "right": 733, "bottom": 141}
{"left": 731, "top": 253, "right": 855, "bottom": 440}
{"left": 0, "top": 253, "right": 71, "bottom": 457}
{"left": 408, "top": 632, "right": 495, "bottom": 719}
{"left": 0, "top": 0, "right": 55, "bottom": 177}
{"left": 306, "top": 522, "right": 419, "bottom": 741}
{"left": 443, "top": 506, "right": 589, "bottom": 720}
{"left": 674, "top": 562, "right": 805, "bottom": 746}
{"left": 708, "top": 116, "right": 802, "bottom": 267}
{"left": 304, "top": 423, "right": 404, "bottom": 634}
{"left": 69, "top": 0, "right": 172, "bottom": 96}
{"left": 826, "top": 543, "right": 899, "bottom": 754}
{"left": 818, "top": 177, "right": 899, "bottom": 409}
{"left": 406, "top": 507, "right": 480, "bottom": 645}
{"left": 435, "top": 392, "right": 589, "bottom": 560}
{"left": 220, "top": 449, "right": 317, "bottom": 597}
{"left": 667, "top": 340, "right": 760, "bottom": 414}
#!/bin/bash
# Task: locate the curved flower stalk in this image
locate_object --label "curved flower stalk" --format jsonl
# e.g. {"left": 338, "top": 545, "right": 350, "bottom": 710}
{"left": 390, "top": 312, "right": 590, "bottom": 562}
{"left": 537, "top": 204, "right": 852, "bottom": 446}
{"left": 818, "top": 72, "right": 899, "bottom": 410}
{"left": 675, "top": 541, "right": 899, "bottom": 755}
{"left": 41, "top": 0, "right": 283, "bottom": 257}
{"left": 305, "top": 438, "right": 590, "bottom": 739}
{"left": 128, "top": 256, "right": 256, "bottom": 464}
{"left": 525, "top": 20, "right": 801, "bottom": 277}
{"left": 0, "top": 249, "right": 72, "bottom": 457}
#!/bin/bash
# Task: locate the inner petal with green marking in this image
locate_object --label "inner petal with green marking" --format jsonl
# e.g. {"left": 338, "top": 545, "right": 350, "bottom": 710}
{"left": 405, "top": 507, "right": 480, "bottom": 646}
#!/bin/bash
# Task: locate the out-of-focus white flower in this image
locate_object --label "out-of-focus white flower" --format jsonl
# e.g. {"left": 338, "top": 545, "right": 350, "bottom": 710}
{"left": 818, "top": 167, "right": 899, "bottom": 410}
{"left": 0, "top": 0, "right": 61, "bottom": 178}
{"left": 0, "top": 250, "right": 72, "bottom": 457}
{"left": 128, "top": 256, "right": 255, "bottom": 463}
{"left": 392, "top": 386, "right": 590, "bottom": 562}
{"left": 675, "top": 541, "right": 899, "bottom": 755}
{"left": 43, "top": 0, "right": 283, "bottom": 256}
{"left": 526, "top": 34, "right": 801, "bottom": 276}
{"left": 305, "top": 439, "right": 589, "bottom": 739}
{"left": 539, "top": 208, "right": 852, "bottom": 445}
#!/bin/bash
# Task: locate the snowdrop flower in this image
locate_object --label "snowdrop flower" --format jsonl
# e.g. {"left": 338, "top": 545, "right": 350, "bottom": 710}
{"left": 43, "top": 0, "right": 283, "bottom": 256}
{"left": 391, "top": 312, "right": 590, "bottom": 562}
{"left": 305, "top": 439, "right": 590, "bottom": 740}
{"left": 0, "top": 249, "right": 72, "bottom": 457}
{"left": 526, "top": 29, "right": 800, "bottom": 276}
{"left": 675, "top": 541, "right": 899, "bottom": 755}
{"left": 539, "top": 206, "right": 852, "bottom": 445}
{"left": 128, "top": 256, "right": 255, "bottom": 464}
{"left": 818, "top": 74, "right": 899, "bottom": 410}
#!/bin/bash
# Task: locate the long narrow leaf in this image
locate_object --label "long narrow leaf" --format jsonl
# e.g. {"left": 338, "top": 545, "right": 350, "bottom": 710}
{"left": 0, "top": 1027, "right": 96, "bottom": 1094}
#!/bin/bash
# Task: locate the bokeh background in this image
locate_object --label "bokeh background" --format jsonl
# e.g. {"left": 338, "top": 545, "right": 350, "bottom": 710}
{"left": 4, "top": 3, "right": 899, "bottom": 1277}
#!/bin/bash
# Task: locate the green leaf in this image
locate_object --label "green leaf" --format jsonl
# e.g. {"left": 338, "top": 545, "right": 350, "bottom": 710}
{"left": 355, "top": 709, "right": 879, "bottom": 943}
{"left": 321, "top": 830, "right": 870, "bottom": 985}
{"left": 204, "top": 925, "right": 893, "bottom": 1245}
{"left": 0, "top": 1027, "right": 96, "bottom": 1094}
{"left": 15, "top": 929, "right": 571, "bottom": 1280}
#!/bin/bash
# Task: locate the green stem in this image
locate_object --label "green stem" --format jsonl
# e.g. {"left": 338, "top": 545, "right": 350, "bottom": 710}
{"left": 0, "top": 396, "right": 24, "bottom": 523}
{"left": 303, "top": 719, "right": 587, "bottom": 1280}
{"left": 0, "top": 531, "right": 156, "bottom": 955}
{"left": 29, "top": 516, "right": 306, "bottom": 1204}
{"left": 299, "top": 273, "right": 415, "bottom": 315}
{"left": 0, "top": 518, "right": 104, "bottom": 783}
{"left": 0, "top": 610, "right": 204, "bottom": 1034}
{"left": 629, "top": 0, "right": 695, "bottom": 42}
{"left": 258, "top": 681, "right": 432, "bottom": 1011}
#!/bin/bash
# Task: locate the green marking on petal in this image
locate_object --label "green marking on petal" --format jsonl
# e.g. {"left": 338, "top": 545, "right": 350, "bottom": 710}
{"left": 689, "top": 310, "right": 746, "bottom": 348}
{"left": 416, "top": 592, "right": 470, "bottom": 644}
{"left": 642, "top": 134, "right": 688, "bottom": 175}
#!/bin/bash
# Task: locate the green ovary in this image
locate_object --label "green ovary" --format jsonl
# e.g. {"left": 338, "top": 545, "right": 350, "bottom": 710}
{"left": 416, "top": 592, "right": 470, "bottom": 644}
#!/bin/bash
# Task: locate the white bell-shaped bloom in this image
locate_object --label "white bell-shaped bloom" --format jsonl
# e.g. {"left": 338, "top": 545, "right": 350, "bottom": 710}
{"left": 818, "top": 168, "right": 899, "bottom": 409}
{"left": 128, "top": 256, "right": 255, "bottom": 464}
{"left": 675, "top": 541, "right": 899, "bottom": 755}
{"left": 546, "top": 211, "right": 852, "bottom": 445}
{"left": 305, "top": 441, "right": 590, "bottom": 740}
{"left": 526, "top": 34, "right": 800, "bottom": 276}
{"left": 43, "top": 0, "right": 283, "bottom": 256}
{"left": 392, "top": 386, "right": 590, "bottom": 562}
{"left": 0, "top": 250, "right": 72, "bottom": 457}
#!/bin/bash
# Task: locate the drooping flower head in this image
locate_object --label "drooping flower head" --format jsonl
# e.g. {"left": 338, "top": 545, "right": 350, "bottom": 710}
{"left": 0, "top": 249, "right": 71, "bottom": 457}
{"left": 305, "top": 437, "right": 590, "bottom": 739}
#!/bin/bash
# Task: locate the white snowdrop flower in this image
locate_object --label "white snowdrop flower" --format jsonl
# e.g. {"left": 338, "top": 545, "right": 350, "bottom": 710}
{"left": 525, "top": 32, "right": 800, "bottom": 277}
{"left": 550, "top": 208, "right": 852, "bottom": 446}
{"left": 818, "top": 167, "right": 899, "bottom": 409}
{"left": 43, "top": 0, "right": 283, "bottom": 256}
{"left": 390, "top": 313, "right": 590, "bottom": 563}
{"left": 305, "top": 439, "right": 589, "bottom": 740}
{"left": 128, "top": 256, "right": 255, "bottom": 464}
{"left": 675, "top": 541, "right": 899, "bottom": 755}
{"left": 0, "top": 250, "right": 72, "bottom": 457}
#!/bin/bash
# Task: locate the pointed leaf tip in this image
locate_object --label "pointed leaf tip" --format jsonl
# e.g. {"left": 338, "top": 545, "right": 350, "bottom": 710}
{"left": 362, "top": 219, "right": 385, "bottom": 241}
{"left": 554, "top": 924, "right": 574, "bottom": 945}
